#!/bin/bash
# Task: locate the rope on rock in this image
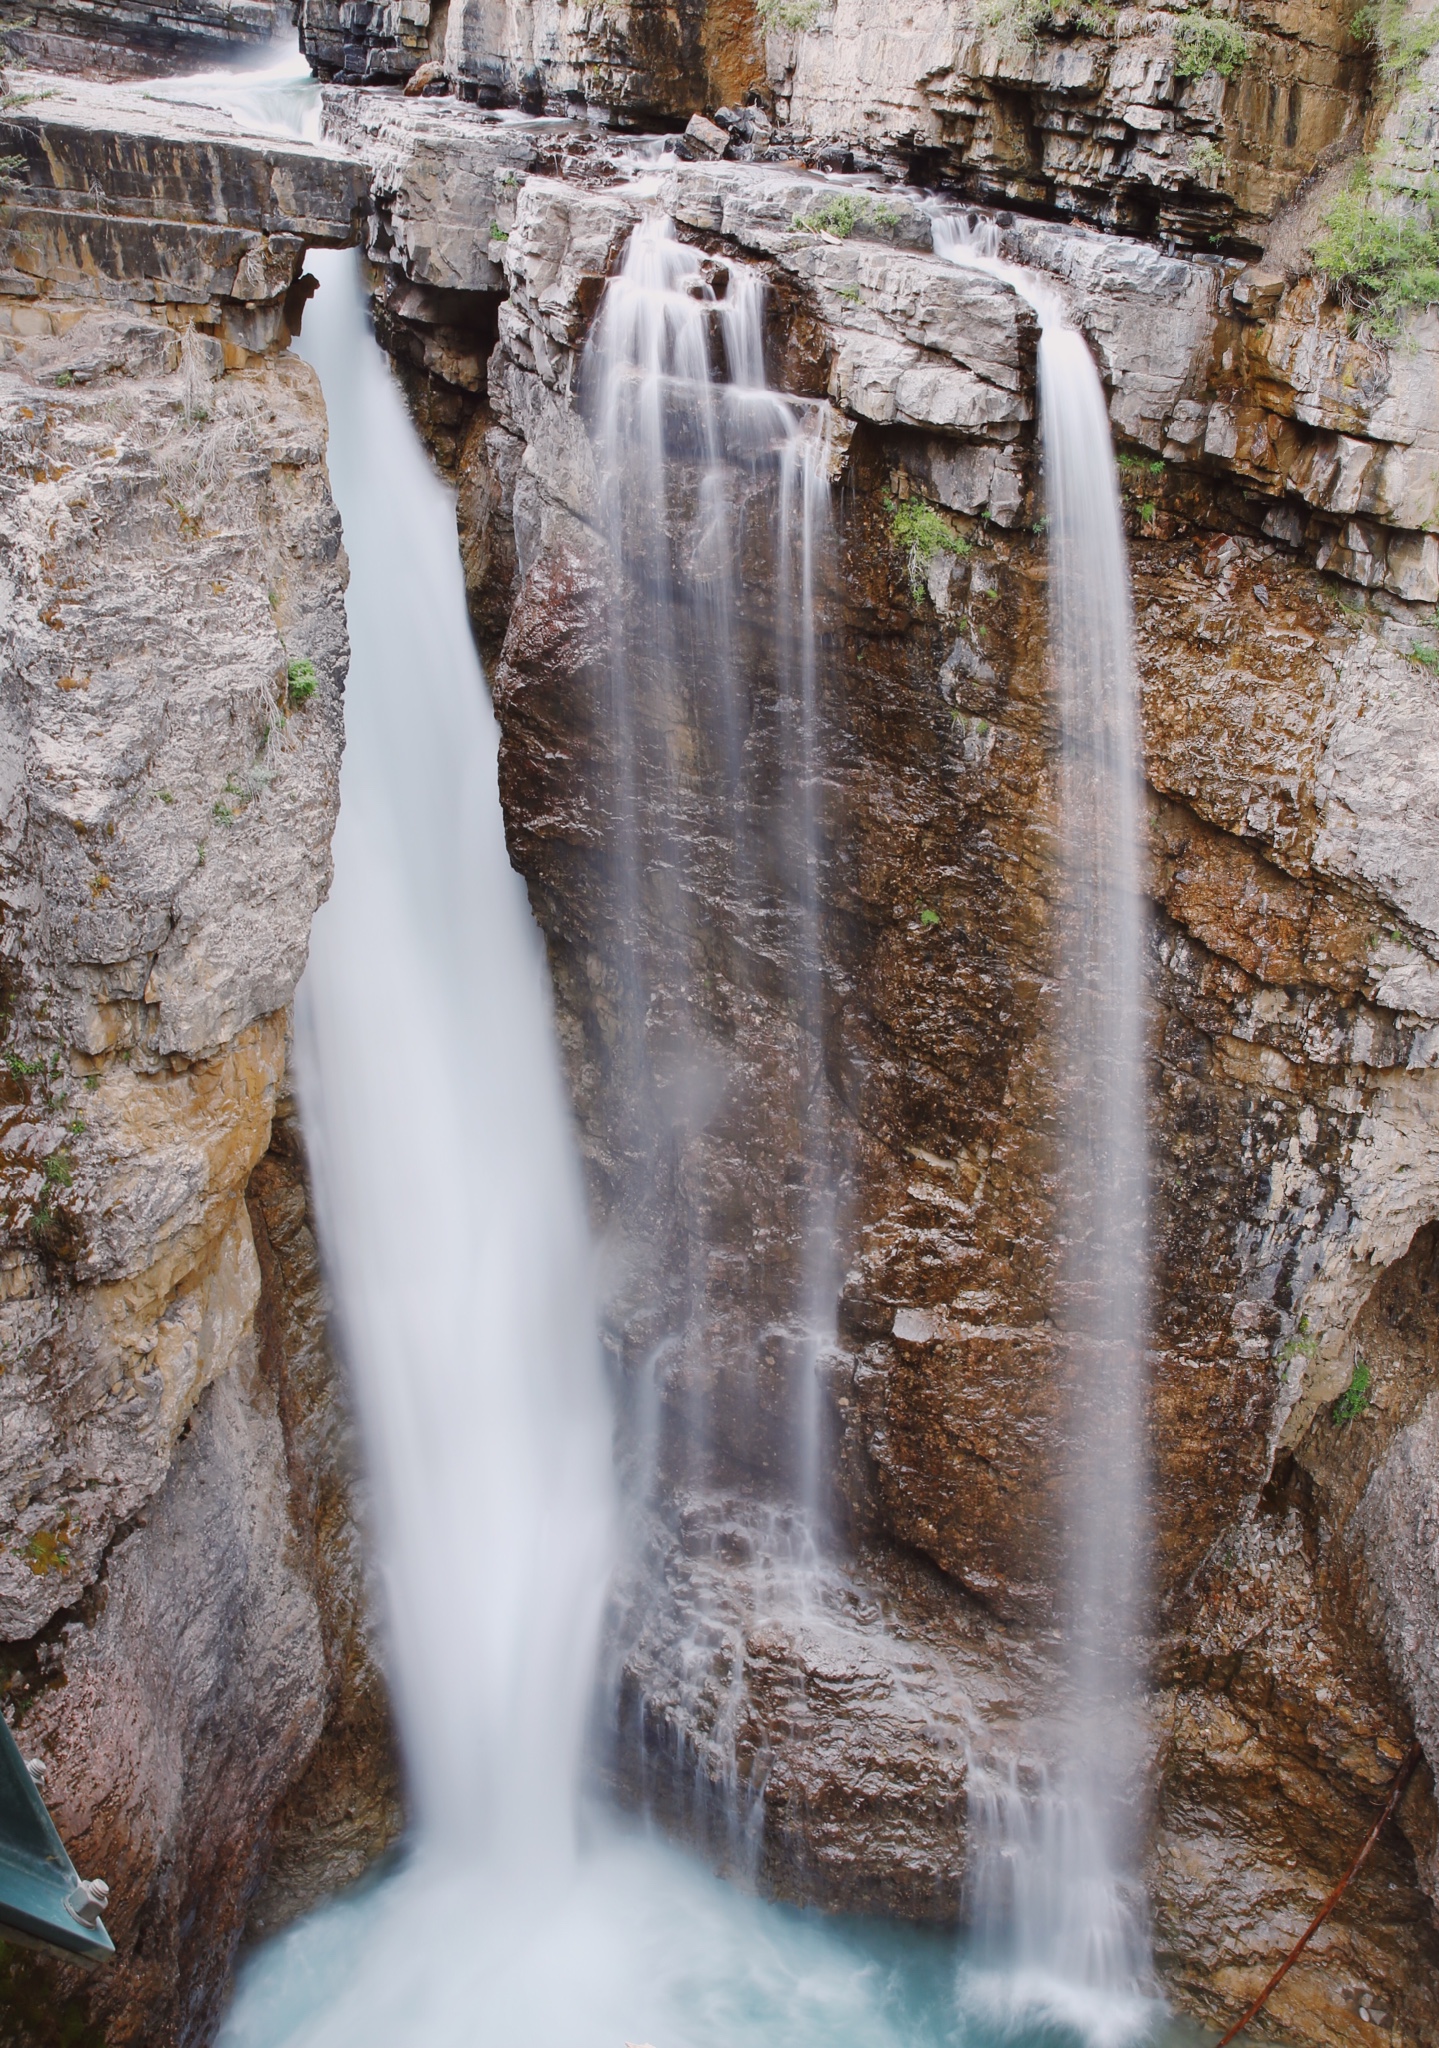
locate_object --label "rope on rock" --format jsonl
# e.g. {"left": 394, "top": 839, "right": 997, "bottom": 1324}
{"left": 1216, "top": 1739, "right": 1424, "bottom": 2047}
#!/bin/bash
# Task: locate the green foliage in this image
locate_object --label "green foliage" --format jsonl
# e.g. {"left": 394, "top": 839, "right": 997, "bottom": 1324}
{"left": 1311, "top": 163, "right": 1439, "bottom": 334}
{"left": 0, "top": 153, "right": 24, "bottom": 180}
{"left": 5, "top": 1052, "right": 41, "bottom": 1080}
{"left": 53, "top": 370, "right": 74, "bottom": 387}
{"left": 488, "top": 222, "right": 508, "bottom": 242}
{"left": 918, "top": 906, "right": 942, "bottom": 928}
{"left": 1172, "top": 9, "right": 1251, "bottom": 78}
{"left": 1353, "top": 0, "right": 1439, "bottom": 85}
{"left": 213, "top": 801, "right": 235, "bottom": 824}
{"left": 1409, "top": 639, "right": 1439, "bottom": 671}
{"left": 83, "top": 1073, "right": 101, "bottom": 1092}
{"left": 835, "top": 283, "right": 862, "bottom": 303}
{"left": 41, "top": 1151, "right": 72, "bottom": 1187}
{"left": 981, "top": 0, "right": 1114, "bottom": 40}
{"left": 886, "top": 494, "right": 971, "bottom": 601}
{"left": 1332, "top": 1353, "right": 1372, "bottom": 1423}
{"left": 158, "top": 787, "right": 174, "bottom": 804}
{"left": 1277, "top": 1313, "right": 1318, "bottom": 1367}
{"left": 66, "top": 1116, "right": 84, "bottom": 1137}
{"left": 287, "top": 656, "right": 318, "bottom": 705}
{"left": 1189, "top": 136, "right": 1228, "bottom": 182}
{"left": 758, "top": 0, "right": 823, "bottom": 27}
{"left": 793, "top": 191, "right": 901, "bottom": 238}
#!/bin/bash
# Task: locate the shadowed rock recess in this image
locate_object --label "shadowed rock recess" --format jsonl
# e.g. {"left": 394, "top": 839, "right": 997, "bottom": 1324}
{"left": 3, "top": 1, "right": 1439, "bottom": 2043}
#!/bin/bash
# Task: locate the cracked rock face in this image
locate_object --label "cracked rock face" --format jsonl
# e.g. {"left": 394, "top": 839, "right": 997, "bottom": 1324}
{"left": 333, "top": 90, "right": 1439, "bottom": 2044}
{"left": 0, "top": 302, "right": 388, "bottom": 2044}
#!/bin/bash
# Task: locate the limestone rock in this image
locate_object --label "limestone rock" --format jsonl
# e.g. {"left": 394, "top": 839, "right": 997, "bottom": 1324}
{"left": 0, "top": 0, "right": 285, "bottom": 79}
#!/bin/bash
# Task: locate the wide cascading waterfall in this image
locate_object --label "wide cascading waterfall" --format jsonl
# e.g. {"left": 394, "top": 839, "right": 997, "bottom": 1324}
{"left": 934, "top": 215, "right": 1156, "bottom": 2037}
{"left": 583, "top": 217, "right": 842, "bottom": 1857}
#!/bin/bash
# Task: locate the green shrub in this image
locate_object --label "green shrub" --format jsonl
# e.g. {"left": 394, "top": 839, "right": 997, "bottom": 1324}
{"left": 886, "top": 495, "right": 971, "bottom": 600}
{"left": 287, "top": 656, "right": 319, "bottom": 705}
{"left": 1352, "top": 0, "right": 1439, "bottom": 85}
{"left": 1189, "top": 136, "right": 1228, "bottom": 182}
{"left": 758, "top": 0, "right": 823, "bottom": 27}
{"left": 1173, "top": 9, "right": 1251, "bottom": 78}
{"left": 793, "top": 191, "right": 901, "bottom": 238}
{"left": 1411, "top": 640, "right": 1439, "bottom": 671}
{"left": 982, "top": 0, "right": 1114, "bottom": 39}
{"left": 1311, "top": 164, "right": 1439, "bottom": 334}
{"left": 41, "top": 1150, "right": 72, "bottom": 1187}
{"left": 1332, "top": 1354, "right": 1371, "bottom": 1423}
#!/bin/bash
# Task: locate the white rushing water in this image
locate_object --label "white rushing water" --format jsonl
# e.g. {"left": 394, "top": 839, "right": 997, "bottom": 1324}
{"left": 583, "top": 219, "right": 838, "bottom": 1536}
{"left": 188, "top": 52, "right": 1176, "bottom": 2043}
{"left": 934, "top": 218, "right": 1155, "bottom": 2040}
{"left": 206, "top": 228, "right": 1029, "bottom": 2048}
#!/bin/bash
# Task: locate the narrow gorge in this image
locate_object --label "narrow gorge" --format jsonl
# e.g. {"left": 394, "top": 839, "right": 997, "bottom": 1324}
{"left": 0, "top": 3, "right": 1435, "bottom": 2045}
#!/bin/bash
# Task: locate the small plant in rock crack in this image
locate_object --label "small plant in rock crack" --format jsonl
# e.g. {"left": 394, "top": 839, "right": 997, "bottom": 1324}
{"left": 918, "top": 906, "right": 942, "bottom": 928}
{"left": 287, "top": 657, "right": 318, "bottom": 705}
{"left": 758, "top": 0, "right": 825, "bottom": 29}
{"left": 887, "top": 494, "right": 971, "bottom": 598}
{"left": 1332, "top": 1353, "right": 1372, "bottom": 1423}
{"left": 1409, "top": 640, "right": 1439, "bottom": 673}
{"left": 1188, "top": 138, "right": 1228, "bottom": 183}
{"left": 793, "top": 192, "right": 901, "bottom": 239}
{"left": 41, "top": 1150, "right": 72, "bottom": 1188}
{"left": 1277, "top": 1313, "right": 1318, "bottom": 1368}
{"left": 21, "top": 1518, "right": 72, "bottom": 1576}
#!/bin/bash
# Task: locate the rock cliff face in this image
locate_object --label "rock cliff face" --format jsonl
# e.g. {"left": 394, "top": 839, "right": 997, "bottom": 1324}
{"left": 327, "top": 44, "right": 1439, "bottom": 2043}
{"left": 305, "top": 0, "right": 1372, "bottom": 250}
{"left": 0, "top": 83, "right": 400, "bottom": 2048}
{"left": 0, "top": 0, "right": 286, "bottom": 79}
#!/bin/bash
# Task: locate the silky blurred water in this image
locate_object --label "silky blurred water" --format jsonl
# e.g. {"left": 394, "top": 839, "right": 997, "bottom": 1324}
{"left": 194, "top": 55, "right": 1192, "bottom": 2048}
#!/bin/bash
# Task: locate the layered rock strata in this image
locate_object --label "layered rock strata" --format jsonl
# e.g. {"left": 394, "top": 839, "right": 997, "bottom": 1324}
{"left": 332, "top": 83, "right": 1439, "bottom": 2047}
{"left": 0, "top": 0, "right": 285, "bottom": 80}
{"left": 0, "top": 89, "right": 398, "bottom": 2048}
{"left": 309, "top": 0, "right": 1376, "bottom": 251}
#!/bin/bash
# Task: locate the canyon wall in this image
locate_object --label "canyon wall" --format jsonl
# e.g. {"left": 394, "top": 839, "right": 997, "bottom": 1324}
{"left": 324, "top": 19, "right": 1439, "bottom": 2037}
{"left": 0, "top": 82, "right": 401, "bottom": 2048}
{"left": 0, "top": 1, "right": 287, "bottom": 79}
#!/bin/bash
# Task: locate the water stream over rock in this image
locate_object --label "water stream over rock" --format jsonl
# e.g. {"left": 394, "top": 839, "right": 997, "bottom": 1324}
{"left": 209, "top": 52, "right": 1186, "bottom": 2048}
{"left": 936, "top": 215, "right": 1155, "bottom": 2041}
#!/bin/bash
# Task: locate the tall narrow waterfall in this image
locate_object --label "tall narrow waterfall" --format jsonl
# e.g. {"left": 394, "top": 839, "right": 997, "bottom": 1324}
{"left": 934, "top": 217, "right": 1155, "bottom": 2036}
{"left": 584, "top": 217, "right": 836, "bottom": 1534}
{"left": 286, "top": 248, "right": 617, "bottom": 1867}
{"left": 580, "top": 214, "right": 843, "bottom": 1860}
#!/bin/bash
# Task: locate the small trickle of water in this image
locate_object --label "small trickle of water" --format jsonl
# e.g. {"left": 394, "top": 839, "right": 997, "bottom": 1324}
{"left": 934, "top": 213, "right": 1156, "bottom": 2035}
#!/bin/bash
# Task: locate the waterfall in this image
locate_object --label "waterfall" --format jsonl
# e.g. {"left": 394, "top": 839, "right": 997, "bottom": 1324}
{"left": 933, "top": 216, "right": 1155, "bottom": 2036}
{"left": 215, "top": 222, "right": 981, "bottom": 2048}
{"left": 584, "top": 217, "right": 836, "bottom": 1529}
{"left": 581, "top": 215, "right": 841, "bottom": 1846}
{"left": 197, "top": 53, "right": 1167, "bottom": 2042}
